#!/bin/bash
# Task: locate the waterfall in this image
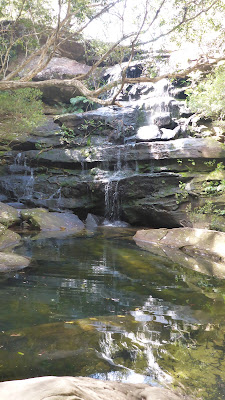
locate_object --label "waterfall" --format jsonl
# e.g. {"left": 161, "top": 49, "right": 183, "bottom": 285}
{"left": 45, "top": 187, "right": 62, "bottom": 210}
{"left": 3, "top": 153, "right": 36, "bottom": 203}
{"left": 104, "top": 179, "right": 121, "bottom": 222}
{"left": 24, "top": 167, "right": 35, "bottom": 200}
{"left": 103, "top": 143, "right": 127, "bottom": 225}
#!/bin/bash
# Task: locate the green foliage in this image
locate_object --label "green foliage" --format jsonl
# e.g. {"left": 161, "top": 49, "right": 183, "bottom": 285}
{"left": 60, "top": 124, "right": 76, "bottom": 144}
{"left": 186, "top": 65, "right": 225, "bottom": 120}
{"left": 0, "top": 88, "right": 45, "bottom": 133}
{"left": 175, "top": 181, "right": 189, "bottom": 204}
{"left": 61, "top": 96, "right": 96, "bottom": 114}
{"left": 204, "top": 160, "right": 216, "bottom": 167}
{"left": 79, "top": 119, "right": 105, "bottom": 131}
{"left": 187, "top": 159, "right": 195, "bottom": 166}
{"left": 215, "top": 161, "right": 225, "bottom": 171}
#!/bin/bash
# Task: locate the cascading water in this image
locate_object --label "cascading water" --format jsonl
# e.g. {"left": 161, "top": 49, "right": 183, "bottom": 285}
{"left": 103, "top": 143, "right": 127, "bottom": 225}
{"left": 0, "top": 58, "right": 191, "bottom": 227}
{"left": 24, "top": 166, "right": 35, "bottom": 200}
{"left": 101, "top": 76, "right": 179, "bottom": 224}
{"left": 3, "top": 153, "right": 35, "bottom": 203}
{"left": 135, "top": 78, "right": 179, "bottom": 141}
{"left": 104, "top": 179, "right": 121, "bottom": 222}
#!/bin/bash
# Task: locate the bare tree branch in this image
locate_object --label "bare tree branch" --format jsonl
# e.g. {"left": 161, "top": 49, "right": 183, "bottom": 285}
{"left": 139, "top": 0, "right": 220, "bottom": 46}
{"left": 0, "top": 55, "right": 223, "bottom": 107}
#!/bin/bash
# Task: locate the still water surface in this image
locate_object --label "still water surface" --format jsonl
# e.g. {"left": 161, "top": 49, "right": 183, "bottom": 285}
{"left": 1, "top": 227, "right": 225, "bottom": 399}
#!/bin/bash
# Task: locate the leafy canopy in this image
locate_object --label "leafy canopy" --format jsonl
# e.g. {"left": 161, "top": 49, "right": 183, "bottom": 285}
{"left": 186, "top": 64, "right": 225, "bottom": 120}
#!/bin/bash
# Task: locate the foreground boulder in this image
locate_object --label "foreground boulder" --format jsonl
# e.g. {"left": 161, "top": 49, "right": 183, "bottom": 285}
{"left": 134, "top": 228, "right": 225, "bottom": 278}
{"left": 20, "top": 208, "right": 84, "bottom": 232}
{"left": 0, "top": 376, "right": 191, "bottom": 400}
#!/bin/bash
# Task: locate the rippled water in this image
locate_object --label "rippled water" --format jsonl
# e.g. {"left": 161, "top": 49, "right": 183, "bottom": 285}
{"left": 1, "top": 227, "right": 225, "bottom": 399}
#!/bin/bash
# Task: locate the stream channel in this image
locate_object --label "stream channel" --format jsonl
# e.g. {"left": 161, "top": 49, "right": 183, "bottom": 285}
{"left": 1, "top": 226, "right": 225, "bottom": 399}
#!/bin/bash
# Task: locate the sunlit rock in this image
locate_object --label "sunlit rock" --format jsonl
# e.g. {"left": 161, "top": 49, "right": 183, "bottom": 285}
{"left": 134, "top": 227, "right": 225, "bottom": 278}
{"left": 136, "top": 125, "right": 161, "bottom": 141}
{"left": 0, "top": 376, "right": 189, "bottom": 400}
{"left": 161, "top": 126, "right": 181, "bottom": 140}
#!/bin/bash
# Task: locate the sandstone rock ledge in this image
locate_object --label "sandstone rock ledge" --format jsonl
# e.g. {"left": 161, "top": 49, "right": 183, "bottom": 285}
{"left": 0, "top": 376, "right": 191, "bottom": 400}
{"left": 134, "top": 227, "right": 225, "bottom": 278}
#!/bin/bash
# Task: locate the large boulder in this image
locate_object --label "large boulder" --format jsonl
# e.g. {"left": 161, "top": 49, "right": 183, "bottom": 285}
{"left": 32, "top": 57, "right": 91, "bottom": 81}
{"left": 57, "top": 40, "right": 85, "bottom": 61}
{"left": 18, "top": 56, "right": 91, "bottom": 104}
{"left": 35, "top": 57, "right": 91, "bottom": 104}
{"left": 0, "top": 376, "right": 191, "bottom": 400}
{"left": 20, "top": 208, "right": 84, "bottom": 232}
{"left": 134, "top": 227, "right": 225, "bottom": 260}
{"left": 153, "top": 112, "right": 171, "bottom": 128}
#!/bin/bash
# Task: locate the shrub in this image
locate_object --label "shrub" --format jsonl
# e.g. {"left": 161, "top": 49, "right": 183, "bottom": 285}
{"left": 0, "top": 88, "right": 45, "bottom": 133}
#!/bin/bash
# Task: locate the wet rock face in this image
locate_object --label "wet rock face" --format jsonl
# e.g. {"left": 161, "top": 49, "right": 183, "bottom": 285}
{"left": 1, "top": 67, "right": 225, "bottom": 229}
{"left": 55, "top": 105, "right": 140, "bottom": 143}
{"left": 1, "top": 135, "right": 225, "bottom": 228}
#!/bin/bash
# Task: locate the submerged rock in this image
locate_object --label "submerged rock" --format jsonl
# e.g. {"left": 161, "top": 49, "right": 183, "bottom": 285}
{"left": 85, "top": 213, "right": 102, "bottom": 230}
{"left": 21, "top": 208, "right": 84, "bottom": 232}
{"left": 0, "top": 252, "right": 30, "bottom": 272}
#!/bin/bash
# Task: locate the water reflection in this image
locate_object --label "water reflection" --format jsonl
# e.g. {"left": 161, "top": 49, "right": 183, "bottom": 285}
{"left": 1, "top": 227, "right": 225, "bottom": 399}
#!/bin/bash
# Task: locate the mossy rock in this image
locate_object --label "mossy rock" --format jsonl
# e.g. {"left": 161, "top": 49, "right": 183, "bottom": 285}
{"left": 0, "top": 229, "right": 21, "bottom": 250}
{"left": 21, "top": 208, "right": 84, "bottom": 232}
{"left": 0, "top": 202, "right": 20, "bottom": 227}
